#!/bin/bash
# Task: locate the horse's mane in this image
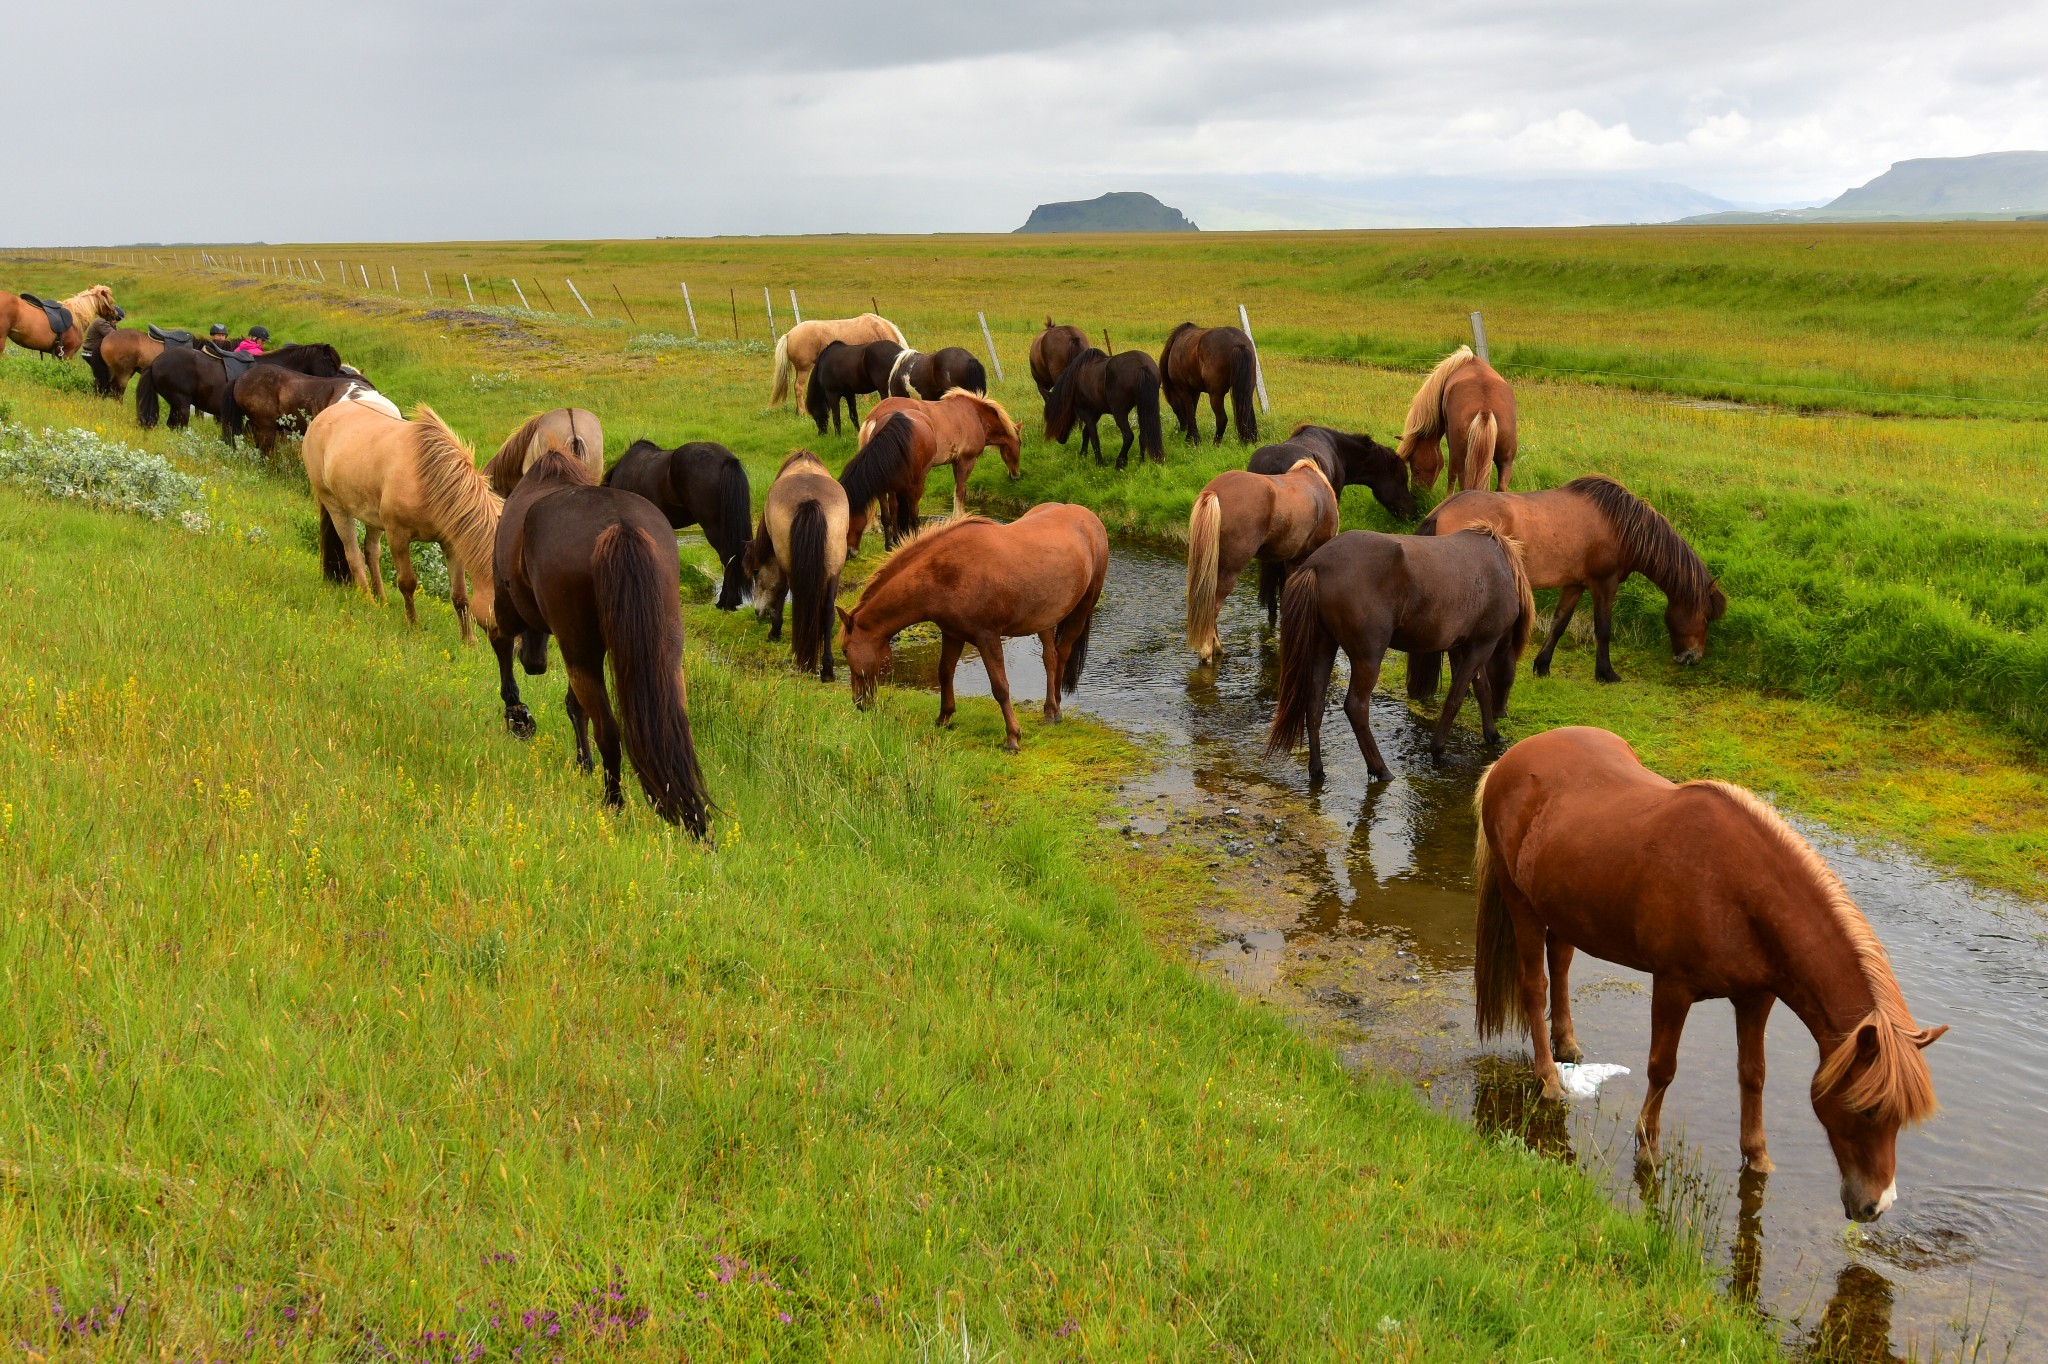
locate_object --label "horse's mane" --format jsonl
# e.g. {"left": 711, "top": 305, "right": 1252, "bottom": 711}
{"left": 61, "top": 285, "right": 111, "bottom": 326}
{"left": 1044, "top": 349, "right": 1104, "bottom": 434}
{"left": 1398, "top": 346, "right": 1476, "bottom": 455}
{"left": 525, "top": 443, "right": 598, "bottom": 488}
{"left": 1458, "top": 525, "right": 1534, "bottom": 658}
{"left": 777, "top": 448, "right": 826, "bottom": 476}
{"left": 941, "top": 387, "right": 1018, "bottom": 441}
{"left": 1690, "top": 781, "right": 1940, "bottom": 1127}
{"left": 859, "top": 312, "right": 910, "bottom": 347}
{"left": 840, "top": 413, "right": 918, "bottom": 513}
{"left": 408, "top": 404, "right": 502, "bottom": 582}
{"left": 485, "top": 410, "right": 555, "bottom": 493}
{"left": 1563, "top": 475, "right": 1722, "bottom": 617}
{"left": 855, "top": 515, "right": 995, "bottom": 604}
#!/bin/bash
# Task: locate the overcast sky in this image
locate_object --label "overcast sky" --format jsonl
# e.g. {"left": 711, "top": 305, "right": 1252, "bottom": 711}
{"left": 8, "top": 0, "right": 2046, "bottom": 242}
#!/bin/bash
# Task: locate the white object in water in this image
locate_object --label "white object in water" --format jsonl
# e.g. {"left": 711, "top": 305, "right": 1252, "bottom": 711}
{"left": 1555, "top": 1062, "right": 1630, "bottom": 1099}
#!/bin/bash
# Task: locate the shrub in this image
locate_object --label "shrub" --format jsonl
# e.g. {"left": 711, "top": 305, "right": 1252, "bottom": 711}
{"left": 0, "top": 422, "right": 211, "bottom": 529}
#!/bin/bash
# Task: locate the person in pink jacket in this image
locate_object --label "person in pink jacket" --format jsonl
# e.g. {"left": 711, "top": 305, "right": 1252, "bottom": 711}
{"left": 233, "top": 325, "right": 270, "bottom": 356}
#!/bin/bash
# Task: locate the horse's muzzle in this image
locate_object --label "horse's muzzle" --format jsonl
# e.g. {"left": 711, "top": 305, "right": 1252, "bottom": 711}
{"left": 1675, "top": 647, "right": 1704, "bottom": 666}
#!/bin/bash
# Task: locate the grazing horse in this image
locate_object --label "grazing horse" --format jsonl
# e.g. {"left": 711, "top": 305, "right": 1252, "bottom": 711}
{"left": 1247, "top": 424, "right": 1415, "bottom": 521}
{"left": 489, "top": 447, "right": 711, "bottom": 834}
{"left": 852, "top": 390, "right": 1022, "bottom": 533}
{"left": 601, "top": 438, "right": 754, "bottom": 610}
{"left": 1397, "top": 346, "right": 1517, "bottom": 493}
{"left": 839, "top": 414, "right": 937, "bottom": 552}
{"left": 1184, "top": 460, "right": 1340, "bottom": 663}
{"left": 1042, "top": 347, "right": 1164, "bottom": 469}
{"left": 769, "top": 313, "right": 909, "bottom": 409}
{"left": 0, "top": 285, "right": 120, "bottom": 359}
{"left": 481, "top": 409, "right": 605, "bottom": 494}
{"left": 1029, "top": 317, "right": 1090, "bottom": 397}
{"left": 232, "top": 369, "right": 396, "bottom": 459}
{"left": 1266, "top": 528, "right": 1533, "bottom": 779}
{"left": 1473, "top": 726, "right": 1945, "bottom": 1219}
{"left": 837, "top": 505, "right": 1109, "bottom": 752}
{"left": 301, "top": 402, "right": 502, "bottom": 643}
{"left": 742, "top": 450, "right": 849, "bottom": 681}
{"left": 1420, "top": 475, "right": 1727, "bottom": 682}
{"left": 81, "top": 321, "right": 160, "bottom": 399}
{"left": 140, "top": 341, "right": 348, "bottom": 436}
{"left": 804, "top": 339, "right": 902, "bottom": 435}
{"left": 887, "top": 346, "right": 987, "bottom": 400}
{"left": 1159, "top": 322, "right": 1258, "bottom": 445}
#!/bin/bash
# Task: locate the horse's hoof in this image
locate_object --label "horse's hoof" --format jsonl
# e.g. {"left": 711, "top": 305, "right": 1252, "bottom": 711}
{"left": 1368, "top": 766, "right": 1392, "bottom": 782}
{"left": 1541, "top": 1078, "right": 1566, "bottom": 1103}
{"left": 505, "top": 705, "right": 536, "bottom": 739}
{"left": 1003, "top": 739, "right": 1021, "bottom": 754}
{"left": 576, "top": 756, "right": 594, "bottom": 774}
{"left": 1597, "top": 669, "right": 1621, "bottom": 685}
{"left": 1531, "top": 659, "right": 1551, "bottom": 678}
{"left": 1554, "top": 1040, "right": 1583, "bottom": 1064}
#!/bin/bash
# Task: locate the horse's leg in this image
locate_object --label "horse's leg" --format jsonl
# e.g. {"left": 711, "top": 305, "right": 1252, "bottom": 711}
{"left": 1734, "top": 994, "right": 1776, "bottom": 1172}
{"left": 491, "top": 628, "right": 535, "bottom": 737}
{"left": 936, "top": 633, "right": 963, "bottom": 727}
{"left": 567, "top": 665, "right": 624, "bottom": 809}
{"left": 390, "top": 532, "right": 419, "bottom": 625}
{"left": 1085, "top": 417, "right": 1103, "bottom": 466}
{"left": 1341, "top": 648, "right": 1391, "bottom": 781}
{"left": 1112, "top": 411, "right": 1134, "bottom": 471}
{"left": 1635, "top": 978, "right": 1694, "bottom": 1168}
{"left": 1546, "top": 936, "right": 1581, "bottom": 1063}
{"left": 448, "top": 551, "right": 473, "bottom": 645}
{"left": 978, "top": 633, "right": 1023, "bottom": 752}
{"left": 1303, "top": 637, "right": 1342, "bottom": 784}
{"left": 1039, "top": 629, "right": 1060, "bottom": 723}
{"left": 1430, "top": 646, "right": 1484, "bottom": 764}
{"left": 1469, "top": 644, "right": 1503, "bottom": 746}
{"left": 767, "top": 583, "right": 787, "bottom": 642}
{"left": 1591, "top": 578, "right": 1622, "bottom": 683}
{"left": 1532, "top": 584, "right": 1582, "bottom": 677}
{"left": 1507, "top": 898, "right": 1564, "bottom": 1100}
{"left": 951, "top": 457, "right": 970, "bottom": 519}
{"left": 565, "top": 686, "right": 593, "bottom": 774}
{"left": 1209, "top": 389, "right": 1227, "bottom": 445}
{"left": 332, "top": 510, "right": 374, "bottom": 595}
{"left": 362, "top": 525, "right": 387, "bottom": 602}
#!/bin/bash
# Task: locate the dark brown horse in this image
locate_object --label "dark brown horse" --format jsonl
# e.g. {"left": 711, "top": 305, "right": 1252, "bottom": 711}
{"left": 804, "top": 338, "right": 902, "bottom": 435}
{"left": 742, "top": 450, "right": 849, "bottom": 681}
{"left": 1042, "top": 347, "right": 1164, "bottom": 468}
{"left": 230, "top": 368, "right": 394, "bottom": 459}
{"left": 1247, "top": 424, "right": 1416, "bottom": 521}
{"left": 139, "top": 341, "right": 348, "bottom": 436}
{"left": 1159, "top": 322, "right": 1258, "bottom": 445}
{"left": 601, "top": 438, "right": 754, "bottom": 611}
{"left": 1185, "top": 460, "right": 1339, "bottom": 662}
{"left": 1474, "top": 725, "right": 1945, "bottom": 1220}
{"left": 1029, "top": 318, "right": 1090, "bottom": 398}
{"left": 837, "top": 505, "right": 1109, "bottom": 752}
{"left": 887, "top": 346, "right": 987, "bottom": 400}
{"left": 1419, "top": 475, "right": 1726, "bottom": 681}
{"left": 1266, "top": 528, "right": 1533, "bottom": 779}
{"left": 490, "top": 446, "right": 711, "bottom": 834}
{"left": 1398, "top": 346, "right": 1517, "bottom": 493}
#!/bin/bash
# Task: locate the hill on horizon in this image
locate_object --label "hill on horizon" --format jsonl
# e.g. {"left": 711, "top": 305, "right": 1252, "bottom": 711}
{"left": 1675, "top": 150, "right": 2048, "bottom": 224}
{"left": 1015, "top": 192, "right": 1198, "bottom": 233}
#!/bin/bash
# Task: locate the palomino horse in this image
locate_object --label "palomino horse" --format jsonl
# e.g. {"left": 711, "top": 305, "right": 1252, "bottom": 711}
{"left": 1474, "top": 726, "right": 1945, "bottom": 1220}
{"left": 1029, "top": 318, "right": 1090, "bottom": 398}
{"left": 1247, "top": 424, "right": 1415, "bottom": 521}
{"left": 1266, "top": 528, "right": 1533, "bottom": 779}
{"left": 1185, "top": 460, "right": 1339, "bottom": 663}
{"left": 301, "top": 401, "right": 502, "bottom": 643}
{"left": 1043, "top": 347, "right": 1164, "bottom": 468}
{"left": 602, "top": 439, "right": 754, "bottom": 611}
{"left": 481, "top": 409, "right": 605, "bottom": 494}
{"left": 805, "top": 339, "right": 903, "bottom": 435}
{"left": 837, "top": 505, "right": 1110, "bottom": 752}
{"left": 490, "top": 447, "right": 711, "bottom": 834}
{"left": 852, "top": 390, "right": 1022, "bottom": 531}
{"left": 769, "top": 313, "right": 909, "bottom": 409}
{"left": 1420, "top": 474, "right": 1727, "bottom": 682}
{"left": 742, "top": 450, "right": 849, "bottom": 681}
{"left": 140, "top": 341, "right": 349, "bottom": 435}
{"left": 1159, "top": 322, "right": 1258, "bottom": 445}
{"left": 232, "top": 369, "right": 396, "bottom": 459}
{"left": 81, "top": 321, "right": 159, "bottom": 399}
{"left": 886, "top": 346, "right": 987, "bottom": 399}
{"left": 0, "top": 285, "right": 120, "bottom": 359}
{"left": 1397, "top": 346, "right": 1517, "bottom": 493}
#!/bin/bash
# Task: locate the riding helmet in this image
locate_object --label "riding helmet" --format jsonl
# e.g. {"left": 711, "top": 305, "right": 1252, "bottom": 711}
{"left": 209, "top": 324, "right": 228, "bottom": 336}
{"left": 249, "top": 325, "right": 271, "bottom": 341}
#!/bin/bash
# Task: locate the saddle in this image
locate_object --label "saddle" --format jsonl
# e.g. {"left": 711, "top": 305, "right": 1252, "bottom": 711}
{"left": 202, "top": 341, "right": 260, "bottom": 382}
{"left": 148, "top": 324, "right": 200, "bottom": 347}
{"left": 18, "top": 294, "right": 74, "bottom": 348}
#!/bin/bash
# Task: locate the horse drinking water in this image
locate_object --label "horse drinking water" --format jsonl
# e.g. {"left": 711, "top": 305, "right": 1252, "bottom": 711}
{"left": 600, "top": 437, "right": 754, "bottom": 611}
{"left": 1185, "top": 460, "right": 1340, "bottom": 664}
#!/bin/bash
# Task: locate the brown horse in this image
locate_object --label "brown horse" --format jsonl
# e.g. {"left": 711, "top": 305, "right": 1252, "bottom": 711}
{"left": 481, "top": 409, "right": 605, "bottom": 494}
{"left": 837, "top": 505, "right": 1109, "bottom": 752}
{"left": 770, "top": 313, "right": 910, "bottom": 408}
{"left": 602, "top": 439, "right": 754, "bottom": 611}
{"left": 1246, "top": 424, "right": 1415, "bottom": 521}
{"left": 1397, "top": 346, "right": 1517, "bottom": 493}
{"left": 1266, "top": 528, "right": 1533, "bottom": 780}
{"left": 232, "top": 368, "right": 396, "bottom": 459}
{"left": 81, "top": 321, "right": 160, "bottom": 399}
{"left": 1030, "top": 318, "right": 1090, "bottom": 397}
{"left": 1042, "top": 347, "right": 1164, "bottom": 468}
{"left": 853, "top": 390, "right": 1022, "bottom": 529}
{"left": 1159, "top": 322, "right": 1258, "bottom": 445}
{"left": 886, "top": 346, "right": 987, "bottom": 399}
{"left": 142, "top": 341, "right": 349, "bottom": 436}
{"left": 742, "top": 451, "right": 849, "bottom": 681}
{"left": 1185, "top": 460, "right": 1339, "bottom": 663}
{"left": 1473, "top": 726, "right": 1945, "bottom": 1220}
{"left": 0, "top": 285, "right": 120, "bottom": 359}
{"left": 1419, "top": 475, "right": 1727, "bottom": 681}
{"left": 489, "top": 447, "right": 711, "bottom": 834}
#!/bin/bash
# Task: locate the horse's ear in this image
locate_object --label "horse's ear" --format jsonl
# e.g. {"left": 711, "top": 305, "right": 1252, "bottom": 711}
{"left": 1914, "top": 1025, "right": 1949, "bottom": 1049}
{"left": 836, "top": 605, "right": 853, "bottom": 630}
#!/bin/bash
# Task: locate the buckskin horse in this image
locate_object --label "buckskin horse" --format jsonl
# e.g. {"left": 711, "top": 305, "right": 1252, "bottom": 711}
{"left": 490, "top": 446, "right": 711, "bottom": 834}
{"left": 1, "top": 285, "right": 121, "bottom": 360}
{"left": 1266, "top": 528, "right": 1533, "bottom": 779}
{"left": 742, "top": 450, "right": 849, "bottom": 681}
{"left": 481, "top": 409, "right": 606, "bottom": 494}
{"left": 769, "top": 313, "right": 909, "bottom": 409}
{"left": 1185, "top": 460, "right": 1340, "bottom": 663}
{"left": 851, "top": 390, "right": 1022, "bottom": 537}
{"left": 1473, "top": 725, "right": 1945, "bottom": 1220}
{"left": 1029, "top": 318, "right": 1090, "bottom": 398}
{"left": 1397, "top": 346, "right": 1517, "bottom": 493}
{"left": 804, "top": 339, "right": 902, "bottom": 435}
{"left": 886, "top": 346, "right": 987, "bottom": 400}
{"left": 837, "top": 504, "right": 1109, "bottom": 752}
{"left": 1419, "top": 474, "right": 1727, "bottom": 682}
{"left": 1159, "top": 322, "right": 1258, "bottom": 445}
{"left": 1246, "top": 424, "right": 1415, "bottom": 521}
{"left": 1042, "top": 347, "right": 1164, "bottom": 469}
{"left": 600, "top": 438, "right": 754, "bottom": 610}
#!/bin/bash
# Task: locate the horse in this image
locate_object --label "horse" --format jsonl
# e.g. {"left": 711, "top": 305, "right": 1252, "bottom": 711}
{"left": 301, "top": 402, "right": 502, "bottom": 644}
{"left": 0, "top": 285, "right": 120, "bottom": 360}
{"left": 480, "top": 409, "right": 605, "bottom": 494}
{"left": 1185, "top": 460, "right": 1340, "bottom": 663}
{"left": 769, "top": 313, "right": 909, "bottom": 409}
{"left": 1419, "top": 475, "right": 1727, "bottom": 682}
{"left": 600, "top": 439, "right": 754, "bottom": 611}
{"left": 1159, "top": 322, "right": 1258, "bottom": 445}
{"left": 489, "top": 446, "right": 711, "bottom": 835}
{"left": 886, "top": 346, "right": 987, "bottom": 400}
{"left": 1042, "top": 348, "right": 1164, "bottom": 469}
{"left": 848, "top": 391, "right": 1022, "bottom": 544}
{"left": 1472, "top": 725, "right": 1945, "bottom": 1220}
{"left": 1397, "top": 346, "right": 1517, "bottom": 493}
{"left": 836, "top": 504, "right": 1109, "bottom": 752}
{"left": 140, "top": 341, "right": 348, "bottom": 436}
{"left": 1265, "top": 528, "right": 1533, "bottom": 780}
{"left": 231, "top": 368, "right": 397, "bottom": 459}
{"left": 1247, "top": 424, "right": 1416, "bottom": 521}
{"left": 81, "top": 321, "right": 160, "bottom": 399}
{"left": 804, "top": 339, "right": 902, "bottom": 435}
{"left": 742, "top": 450, "right": 849, "bottom": 681}
{"left": 1029, "top": 317, "right": 1090, "bottom": 398}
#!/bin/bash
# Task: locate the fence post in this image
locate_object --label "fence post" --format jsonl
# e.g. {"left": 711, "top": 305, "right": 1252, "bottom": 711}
{"left": 611, "top": 283, "right": 638, "bottom": 324}
{"left": 1469, "top": 310, "right": 1489, "bottom": 364}
{"left": 788, "top": 289, "right": 802, "bottom": 325}
{"left": 390, "top": 265, "right": 400, "bottom": 295}
{"left": 463, "top": 273, "right": 474, "bottom": 303}
{"left": 565, "top": 279, "right": 594, "bottom": 318}
{"left": 763, "top": 286, "right": 777, "bottom": 341}
{"left": 1102, "top": 328, "right": 1114, "bottom": 354}
{"left": 511, "top": 279, "right": 531, "bottom": 311}
{"left": 313, "top": 260, "right": 325, "bottom": 283}
{"left": 729, "top": 289, "right": 739, "bottom": 341}
{"left": 977, "top": 311, "right": 1005, "bottom": 384}
{"left": 423, "top": 270, "right": 433, "bottom": 298}
{"left": 1237, "top": 303, "right": 1271, "bottom": 414}
{"left": 680, "top": 282, "right": 697, "bottom": 337}
{"left": 359, "top": 264, "right": 371, "bottom": 289}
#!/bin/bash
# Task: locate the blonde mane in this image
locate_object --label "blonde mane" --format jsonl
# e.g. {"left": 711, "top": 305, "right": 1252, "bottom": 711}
{"left": 408, "top": 404, "right": 504, "bottom": 595}
{"left": 1397, "top": 345, "right": 1477, "bottom": 457}
{"left": 1286, "top": 456, "right": 1336, "bottom": 494}
{"left": 941, "top": 388, "right": 1018, "bottom": 440}
{"left": 61, "top": 285, "right": 114, "bottom": 330}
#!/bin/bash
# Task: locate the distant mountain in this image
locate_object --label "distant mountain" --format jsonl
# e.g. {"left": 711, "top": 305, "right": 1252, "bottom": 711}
{"left": 1674, "top": 151, "right": 2048, "bottom": 224}
{"left": 1142, "top": 175, "right": 1749, "bottom": 230}
{"left": 1015, "top": 192, "right": 1198, "bottom": 233}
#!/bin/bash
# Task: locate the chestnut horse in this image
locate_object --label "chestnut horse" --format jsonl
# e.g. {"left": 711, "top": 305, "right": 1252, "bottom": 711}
{"left": 1159, "top": 322, "right": 1258, "bottom": 445}
{"left": 481, "top": 409, "right": 605, "bottom": 494}
{"left": 1474, "top": 726, "right": 1944, "bottom": 1220}
{"left": 233, "top": 369, "right": 397, "bottom": 458}
{"left": 804, "top": 339, "right": 902, "bottom": 435}
{"left": 1030, "top": 318, "right": 1090, "bottom": 397}
{"left": 837, "top": 504, "right": 1109, "bottom": 752}
{"left": 0, "top": 285, "right": 120, "bottom": 359}
{"left": 854, "top": 390, "right": 1022, "bottom": 527}
{"left": 489, "top": 447, "right": 711, "bottom": 834}
{"left": 769, "top": 313, "right": 909, "bottom": 409}
{"left": 81, "top": 321, "right": 159, "bottom": 399}
{"left": 1246, "top": 424, "right": 1416, "bottom": 521}
{"left": 1266, "top": 528, "right": 1533, "bottom": 779}
{"left": 1043, "top": 347, "right": 1164, "bottom": 468}
{"left": 742, "top": 450, "right": 849, "bottom": 681}
{"left": 1397, "top": 346, "right": 1517, "bottom": 493}
{"left": 602, "top": 438, "right": 754, "bottom": 611}
{"left": 1419, "top": 475, "right": 1727, "bottom": 682}
{"left": 886, "top": 346, "right": 987, "bottom": 399}
{"left": 1185, "top": 460, "right": 1339, "bottom": 663}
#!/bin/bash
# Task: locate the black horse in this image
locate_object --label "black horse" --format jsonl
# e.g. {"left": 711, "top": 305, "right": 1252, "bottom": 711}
{"left": 137, "top": 341, "right": 348, "bottom": 437}
{"left": 1042, "top": 347, "right": 1164, "bottom": 468}
{"left": 601, "top": 439, "right": 754, "bottom": 610}
{"left": 804, "top": 338, "right": 902, "bottom": 435}
{"left": 888, "top": 346, "right": 987, "bottom": 399}
{"left": 1247, "top": 424, "right": 1416, "bottom": 520}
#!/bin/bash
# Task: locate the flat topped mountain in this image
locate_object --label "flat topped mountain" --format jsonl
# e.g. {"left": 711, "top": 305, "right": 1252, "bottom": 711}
{"left": 1825, "top": 151, "right": 2048, "bottom": 215}
{"left": 1015, "top": 192, "right": 1199, "bottom": 233}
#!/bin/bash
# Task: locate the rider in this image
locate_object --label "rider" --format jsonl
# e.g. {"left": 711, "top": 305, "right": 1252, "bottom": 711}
{"left": 233, "top": 325, "right": 270, "bottom": 356}
{"left": 208, "top": 324, "right": 230, "bottom": 345}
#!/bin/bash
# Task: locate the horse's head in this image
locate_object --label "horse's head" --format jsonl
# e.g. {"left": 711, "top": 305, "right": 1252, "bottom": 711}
{"left": 1339, "top": 433, "right": 1416, "bottom": 520}
{"left": 1665, "top": 579, "right": 1728, "bottom": 665}
{"left": 976, "top": 400, "right": 1023, "bottom": 478}
{"left": 89, "top": 286, "right": 120, "bottom": 321}
{"left": 742, "top": 529, "right": 782, "bottom": 619}
{"left": 836, "top": 606, "right": 890, "bottom": 709}
{"left": 1810, "top": 1014, "right": 1946, "bottom": 1221}
{"left": 1400, "top": 436, "right": 1444, "bottom": 493}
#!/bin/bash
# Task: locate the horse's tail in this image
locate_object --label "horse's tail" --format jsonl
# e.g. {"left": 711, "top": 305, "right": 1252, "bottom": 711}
{"left": 592, "top": 522, "right": 711, "bottom": 836}
{"left": 1185, "top": 490, "right": 1223, "bottom": 653}
{"left": 803, "top": 360, "right": 830, "bottom": 434}
{"left": 769, "top": 332, "right": 792, "bottom": 406}
{"left": 1472, "top": 761, "right": 1525, "bottom": 1040}
{"left": 1060, "top": 606, "right": 1092, "bottom": 696}
{"left": 1464, "top": 410, "right": 1497, "bottom": 492}
{"left": 713, "top": 455, "right": 753, "bottom": 611}
{"left": 1406, "top": 649, "right": 1443, "bottom": 700}
{"left": 317, "top": 505, "right": 353, "bottom": 584}
{"left": 1264, "top": 567, "right": 1336, "bottom": 758}
{"left": 788, "top": 499, "right": 834, "bottom": 677}
{"left": 1135, "top": 362, "right": 1164, "bottom": 461}
{"left": 135, "top": 365, "right": 160, "bottom": 429}
{"left": 1415, "top": 504, "right": 1443, "bottom": 536}
{"left": 1230, "top": 342, "right": 1258, "bottom": 443}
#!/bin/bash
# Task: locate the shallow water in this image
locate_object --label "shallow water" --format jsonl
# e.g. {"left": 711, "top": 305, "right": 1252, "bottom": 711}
{"left": 883, "top": 540, "right": 2048, "bottom": 1361}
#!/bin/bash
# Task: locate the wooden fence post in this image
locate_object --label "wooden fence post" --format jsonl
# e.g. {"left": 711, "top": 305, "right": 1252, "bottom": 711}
{"left": 680, "top": 282, "right": 697, "bottom": 337}
{"left": 390, "top": 265, "right": 401, "bottom": 295}
{"left": 511, "top": 279, "right": 531, "bottom": 311}
{"left": 359, "top": 264, "right": 371, "bottom": 289}
{"left": 1469, "top": 310, "right": 1489, "bottom": 364}
{"left": 565, "top": 279, "right": 594, "bottom": 318}
{"left": 313, "top": 260, "right": 325, "bottom": 283}
{"left": 611, "top": 283, "right": 638, "bottom": 324}
{"left": 1102, "top": 328, "right": 1114, "bottom": 354}
{"left": 423, "top": 270, "right": 433, "bottom": 298}
{"left": 977, "top": 311, "right": 1004, "bottom": 384}
{"left": 729, "top": 289, "right": 739, "bottom": 341}
{"left": 1237, "top": 303, "right": 1271, "bottom": 414}
{"left": 763, "top": 286, "right": 777, "bottom": 341}
{"left": 788, "top": 289, "right": 802, "bottom": 325}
